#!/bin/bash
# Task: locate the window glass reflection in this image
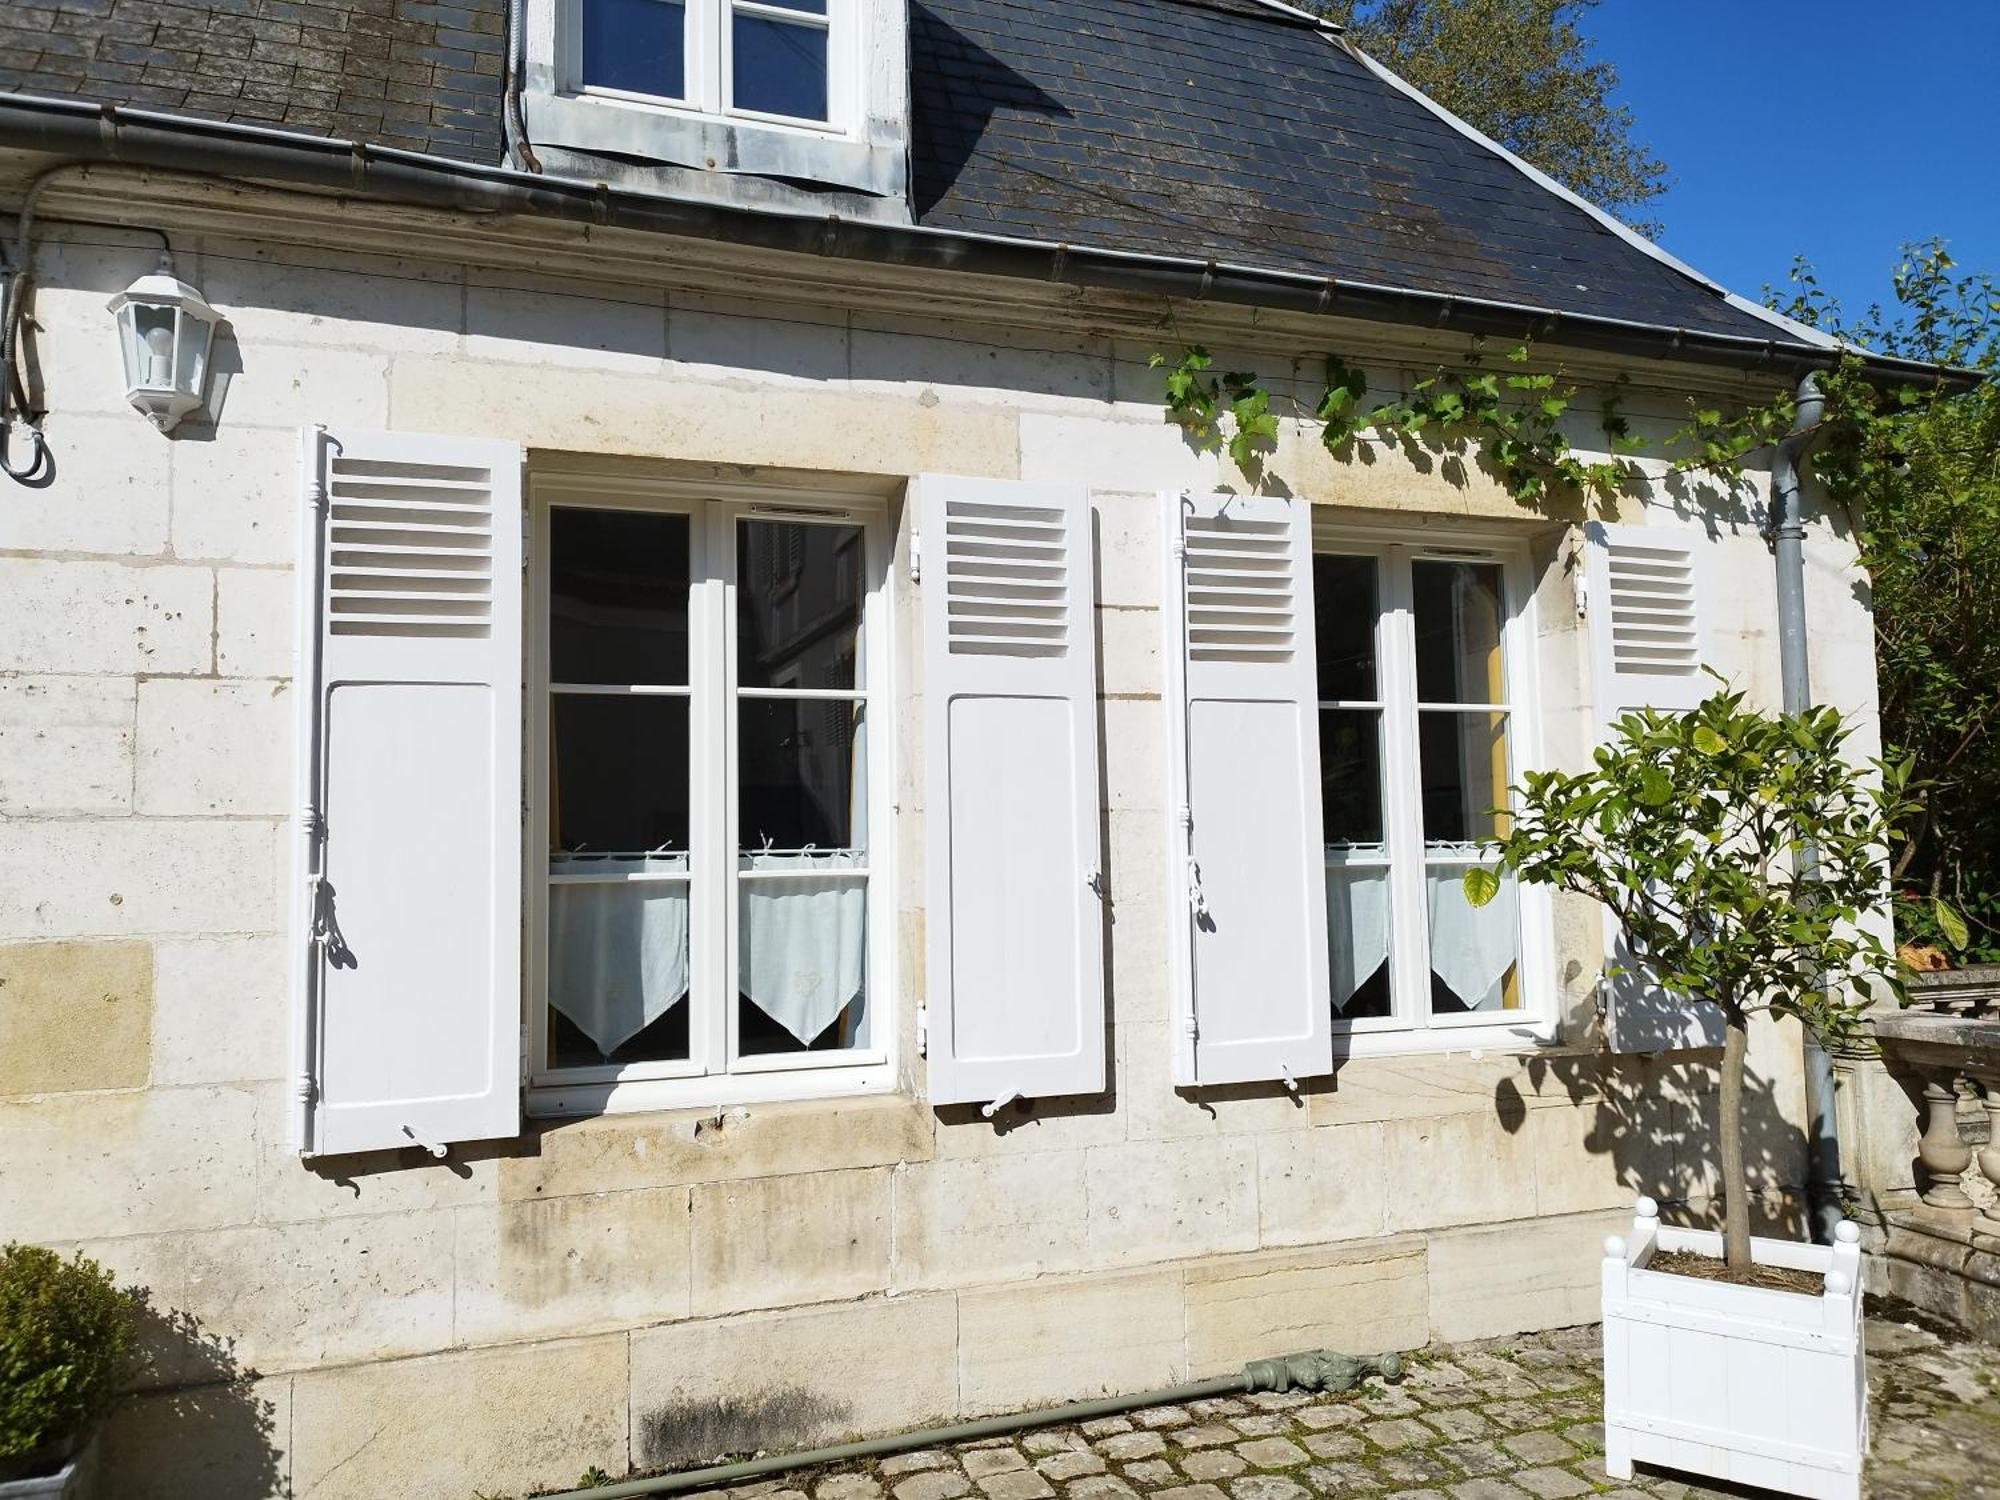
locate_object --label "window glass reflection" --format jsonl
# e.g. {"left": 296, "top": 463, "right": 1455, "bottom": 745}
{"left": 1313, "top": 554, "right": 1379, "bottom": 702}
{"left": 732, "top": 11, "right": 828, "bottom": 120}
{"left": 738, "top": 700, "right": 865, "bottom": 852}
{"left": 1413, "top": 560, "right": 1506, "bottom": 704}
{"left": 1418, "top": 710, "right": 1510, "bottom": 846}
{"left": 582, "top": 0, "right": 685, "bottom": 98}
{"left": 737, "top": 520, "right": 864, "bottom": 690}
{"left": 551, "top": 508, "right": 690, "bottom": 685}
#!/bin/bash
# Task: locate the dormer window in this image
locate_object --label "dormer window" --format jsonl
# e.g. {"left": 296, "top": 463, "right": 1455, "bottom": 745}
{"left": 524, "top": 0, "right": 904, "bottom": 211}
{"left": 575, "top": 0, "right": 838, "bottom": 128}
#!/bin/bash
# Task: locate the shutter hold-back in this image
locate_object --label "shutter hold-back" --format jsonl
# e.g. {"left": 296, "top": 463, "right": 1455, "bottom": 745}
{"left": 400, "top": 1125, "right": 449, "bottom": 1159}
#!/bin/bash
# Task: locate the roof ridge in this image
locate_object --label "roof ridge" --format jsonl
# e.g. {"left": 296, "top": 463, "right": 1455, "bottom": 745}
{"left": 1330, "top": 32, "right": 1840, "bottom": 354}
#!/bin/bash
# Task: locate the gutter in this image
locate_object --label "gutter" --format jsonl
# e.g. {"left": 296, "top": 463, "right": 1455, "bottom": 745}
{"left": 0, "top": 93, "right": 1978, "bottom": 390}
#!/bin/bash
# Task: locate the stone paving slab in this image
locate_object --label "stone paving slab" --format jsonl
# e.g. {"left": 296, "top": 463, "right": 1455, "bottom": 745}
{"left": 599, "top": 1300, "right": 2000, "bottom": 1500}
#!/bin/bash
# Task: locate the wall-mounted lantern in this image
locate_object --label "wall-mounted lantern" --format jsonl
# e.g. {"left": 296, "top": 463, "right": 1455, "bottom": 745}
{"left": 107, "top": 255, "right": 220, "bottom": 433}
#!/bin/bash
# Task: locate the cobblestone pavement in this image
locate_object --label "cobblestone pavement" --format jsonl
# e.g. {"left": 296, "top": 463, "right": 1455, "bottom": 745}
{"left": 686, "top": 1302, "right": 2000, "bottom": 1500}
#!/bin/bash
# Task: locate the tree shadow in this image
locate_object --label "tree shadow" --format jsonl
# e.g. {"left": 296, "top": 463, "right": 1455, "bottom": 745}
{"left": 1518, "top": 1044, "right": 1813, "bottom": 1239}
{"left": 99, "top": 1289, "right": 286, "bottom": 1498}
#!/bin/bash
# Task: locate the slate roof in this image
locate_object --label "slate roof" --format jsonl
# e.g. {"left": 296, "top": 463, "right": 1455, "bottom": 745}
{"left": 2, "top": 0, "right": 1796, "bottom": 347}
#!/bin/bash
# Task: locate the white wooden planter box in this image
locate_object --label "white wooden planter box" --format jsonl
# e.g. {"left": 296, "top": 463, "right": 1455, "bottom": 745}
{"left": 1601, "top": 1198, "right": 1867, "bottom": 1500}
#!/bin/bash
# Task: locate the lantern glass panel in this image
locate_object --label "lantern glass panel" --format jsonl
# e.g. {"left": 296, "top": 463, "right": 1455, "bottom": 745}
{"left": 175, "top": 310, "right": 213, "bottom": 398}
{"left": 132, "top": 304, "right": 178, "bottom": 391}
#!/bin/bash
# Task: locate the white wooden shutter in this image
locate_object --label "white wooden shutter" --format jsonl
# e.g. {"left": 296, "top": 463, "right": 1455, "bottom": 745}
{"left": 917, "top": 474, "right": 1105, "bottom": 1107}
{"left": 297, "top": 428, "right": 524, "bottom": 1155}
{"left": 1584, "top": 520, "right": 1722, "bottom": 1052}
{"left": 1162, "top": 492, "right": 1332, "bottom": 1088}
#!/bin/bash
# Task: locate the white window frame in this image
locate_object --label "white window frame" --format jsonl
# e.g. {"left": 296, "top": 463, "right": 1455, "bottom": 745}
{"left": 559, "top": 0, "right": 859, "bottom": 137}
{"left": 1314, "top": 524, "right": 1557, "bottom": 1057}
{"left": 526, "top": 472, "right": 896, "bottom": 1117}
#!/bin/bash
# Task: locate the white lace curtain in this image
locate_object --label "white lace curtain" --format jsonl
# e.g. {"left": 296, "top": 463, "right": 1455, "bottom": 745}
{"left": 1324, "top": 848, "right": 1519, "bottom": 1013}
{"left": 548, "top": 850, "right": 869, "bottom": 1056}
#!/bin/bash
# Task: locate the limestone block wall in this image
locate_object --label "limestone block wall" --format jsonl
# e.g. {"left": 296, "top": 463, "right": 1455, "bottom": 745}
{"left": 0, "top": 212, "right": 1871, "bottom": 1500}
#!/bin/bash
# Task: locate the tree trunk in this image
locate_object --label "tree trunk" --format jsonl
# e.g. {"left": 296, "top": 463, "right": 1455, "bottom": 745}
{"left": 1720, "top": 1008, "right": 1752, "bottom": 1272}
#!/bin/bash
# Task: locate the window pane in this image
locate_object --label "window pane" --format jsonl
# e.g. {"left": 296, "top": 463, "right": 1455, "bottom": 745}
{"left": 1326, "top": 858, "right": 1391, "bottom": 1018}
{"left": 736, "top": 519, "right": 863, "bottom": 689}
{"left": 1320, "top": 709, "right": 1382, "bottom": 845}
{"left": 551, "top": 508, "right": 690, "bottom": 685}
{"left": 550, "top": 695, "right": 690, "bottom": 854}
{"left": 1413, "top": 559, "right": 1506, "bottom": 704}
{"left": 750, "top": 0, "right": 826, "bottom": 11}
{"left": 549, "top": 869, "right": 691, "bottom": 1067}
{"left": 1313, "top": 555, "right": 1379, "bottom": 701}
{"left": 1427, "top": 863, "right": 1520, "bottom": 1014}
{"left": 732, "top": 11, "right": 828, "bottom": 120}
{"left": 738, "top": 699, "right": 865, "bottom": 851}
{"left": 1418, "top": 709, "right": 1510, "bottom": 845}
{"left": 582, "top": 0, "right": 685, "bottom": 97}
{"left": 739, "top": 856, "right": 866, "bottom": 1055}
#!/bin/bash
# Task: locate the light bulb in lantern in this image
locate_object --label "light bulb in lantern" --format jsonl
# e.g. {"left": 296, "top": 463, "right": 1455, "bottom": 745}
{"left": 143, "top": 321, "right": 175, "bottom": 387}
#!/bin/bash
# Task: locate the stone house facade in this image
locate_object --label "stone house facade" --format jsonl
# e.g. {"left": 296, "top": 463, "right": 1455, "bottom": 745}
{"left": 0, "top": 2, "right": 1923, "bottom": 1496}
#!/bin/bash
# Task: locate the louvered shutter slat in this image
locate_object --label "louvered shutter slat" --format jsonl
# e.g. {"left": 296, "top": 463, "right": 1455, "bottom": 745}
{"left": 297, "top": 428, "right": 524, "bottom": 1156}
{"left": 1163, "top": 493, "right": 1332, "bottom": 1088}
{"left": 919, "top": 476, "right": 1107, "bottom": 1107}
{"left": 1584, "top": 520, "right": 1723, "bottom": 1052}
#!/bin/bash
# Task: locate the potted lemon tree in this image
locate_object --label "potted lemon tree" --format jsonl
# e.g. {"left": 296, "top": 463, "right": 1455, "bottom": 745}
{"left": 1467, "top": 689, "right": 1917, "bottom": 1500}
{"left": 0, "top": 1245, "right": 136, "bottom": 1499}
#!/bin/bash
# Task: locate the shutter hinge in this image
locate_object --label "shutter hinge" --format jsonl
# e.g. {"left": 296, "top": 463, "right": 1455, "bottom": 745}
{"left": 910, "top": 531, "right": 921, "bottom": 584}
{"left": 1086, "top": 868, "right": 1106, "bottom": 899}
{"left": 521, "top": 510, "right": 530, "bottom": 572}
{"left": 916, "top": 1003, "right": 929, "bottom": 1057}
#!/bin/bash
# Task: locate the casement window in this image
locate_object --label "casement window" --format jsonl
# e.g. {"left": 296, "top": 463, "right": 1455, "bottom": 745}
{"left": 1313, "top": 538, "right": 1548, "bottom": 1046}
{"left": 522, "top": 0, "right": 906, "bottom": 203}
{"left": 527, "top": 477, "right": 893, "bottom": 1116}
{"left": 295, "top": 436, "right": 1107, "bottom": 1154}
{"left": 573, "top": 0, "right": 844, "bottom": 128}
{"left": 1163, "top": 495, "right": 1551, "bottom": 1086}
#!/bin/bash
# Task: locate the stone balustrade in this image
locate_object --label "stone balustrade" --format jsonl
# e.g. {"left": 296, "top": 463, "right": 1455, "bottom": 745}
{"left": 1875, "top": 1007, "right": 2000, "bottom": 1235}
{"left": 1848, "top": 968, "right": 2000, "bottom": 1335}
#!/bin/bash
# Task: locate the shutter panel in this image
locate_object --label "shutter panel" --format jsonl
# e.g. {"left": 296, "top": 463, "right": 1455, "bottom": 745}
{"left": 1162, "top": 492, "right": 1332, "bottom": 1088}
{"left": 298, "top": 428, "right": 524, "bottom": 1155}
{"left": 1585, "top": 521, "right": 1706, "bottom": 713}
{"left": 917, "top": 474, "right": 1106, "bottom": 1108}
{"left": 1584, "top": 521, "right": 1723, "bottom": 1052}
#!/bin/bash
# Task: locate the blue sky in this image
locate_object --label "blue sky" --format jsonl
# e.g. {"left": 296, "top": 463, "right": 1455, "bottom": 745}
{"left": 1579, "top": 2, "right": 2000, "bottom": 325}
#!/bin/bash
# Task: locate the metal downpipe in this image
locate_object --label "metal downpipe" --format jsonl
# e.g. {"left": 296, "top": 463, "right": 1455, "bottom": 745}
{"left": 1770, "top": 372, "right": 1844, "bottom": 1244}
{"left": 540, "top": 1353, "right": 1402, "bottom": 1500}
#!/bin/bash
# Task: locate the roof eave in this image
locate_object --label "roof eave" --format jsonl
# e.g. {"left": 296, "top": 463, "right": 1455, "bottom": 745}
{"left": 0, "top": 94, "right": 1978, "bottom": 393}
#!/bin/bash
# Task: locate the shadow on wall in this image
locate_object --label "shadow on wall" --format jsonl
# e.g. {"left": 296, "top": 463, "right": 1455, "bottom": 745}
{"left": 99, "top": 1291, "right": 284, "bottom": 1500}
{"left": 1515, "top": 1047, "right": 1810, "bottom": 1237}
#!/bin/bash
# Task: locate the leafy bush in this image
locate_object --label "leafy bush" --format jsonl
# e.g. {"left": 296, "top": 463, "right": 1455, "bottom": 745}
{"left": 1773, "top": 244, "right": 2000, "bottom": 964}
{"left": 0, "top": 1244, "right": 137, "bottom": 1466}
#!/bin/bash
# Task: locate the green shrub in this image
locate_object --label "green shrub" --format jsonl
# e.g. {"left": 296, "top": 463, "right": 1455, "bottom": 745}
{"left": 0, "top": 1244, "right": 137, "bottom": 1465}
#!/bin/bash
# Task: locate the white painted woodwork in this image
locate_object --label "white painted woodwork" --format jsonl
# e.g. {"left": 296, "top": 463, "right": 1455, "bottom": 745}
{"left": 298, "top": 429, "right": 524, "bottom": 1157}
{"left": 1163, "top": 492, "right": 1332, "bottom": 1088}
{"left": 1602, "top": 1198, "right": 1867, "bottom": 1500}
{"left": 916, "top": 474, "right": 1105, "bottom": 1108}
{"left": 1586, "top": 521, "right": 1707, "bottom": 714}
{"left": 1585, "top": 520, "right": 1723, "bottom": 1052}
